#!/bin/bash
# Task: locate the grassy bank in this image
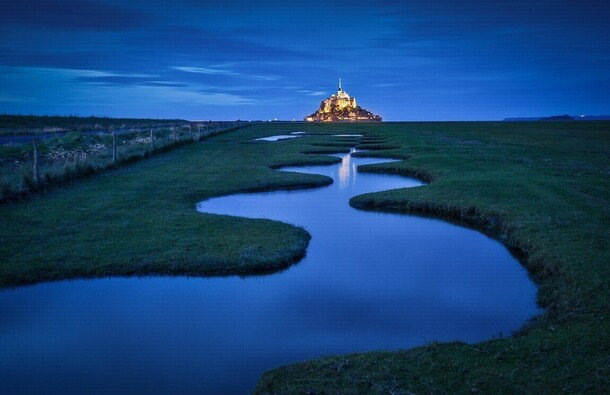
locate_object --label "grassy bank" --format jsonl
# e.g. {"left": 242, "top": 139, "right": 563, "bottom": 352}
{"left": 2, "top": 121, "right": 608, "bottom": 392}
{"left": 255, "top": 122, "right": 609, "bottom": 394}
{"left": 0, "top": 123, "right": 356, "bottom": 287}
{"left": 0, "top": 121, "right": 245, "bottom": 202}
{"left": 0, "top": 114, "right": 186, "bottom": 135}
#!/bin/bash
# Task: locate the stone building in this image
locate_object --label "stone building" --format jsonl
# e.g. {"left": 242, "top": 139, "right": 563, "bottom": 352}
{"left": 304, "top": 79, "right": 381, "bottom": 122}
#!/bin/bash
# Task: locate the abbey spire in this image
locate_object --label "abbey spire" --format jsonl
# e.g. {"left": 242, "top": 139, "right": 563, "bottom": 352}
{"left": 304, "top": 80, "right": 381, "bottom": 122}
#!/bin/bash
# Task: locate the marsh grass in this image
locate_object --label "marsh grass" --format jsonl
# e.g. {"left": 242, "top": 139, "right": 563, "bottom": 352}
{"left": 0, "top": 123, "right": 356, "bottom": 287}
{"left": 2, "top": 121, "right": 608, "bottom": 393}
{"left": 0, "top": 123, "right": 244, "bottom": 202}
{"left": 255, "top": 121, "right": 610, "bottom": 394}
{"left": 0, "top": 114, "right": 185, "bottom": 135}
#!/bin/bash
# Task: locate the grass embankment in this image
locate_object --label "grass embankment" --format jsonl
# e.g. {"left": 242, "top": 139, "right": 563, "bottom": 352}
{"left": 256, "top": 122, "right": 610, "bottom": 394}
{"left": 0, "top": 123, "right": 357, "bottom": 287}
{"left": 0, "top": 114, "right": 186, "bottom": 135}
{"left": 0, "top": 121, "right": 245, "bottom": 202}
{"left": 2, "top": 121, "right": 608, "bottom": 392}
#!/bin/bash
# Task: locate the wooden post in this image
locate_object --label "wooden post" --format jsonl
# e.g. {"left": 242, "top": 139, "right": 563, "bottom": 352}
{"left": 197, "top": 125, "right": 201, "bottom": 141}
{"left": 150, "top": 129, "right": 155, "bottom": 151}
{"left": 33, "top": 138, "right": 39, "bottom": 185}
{"left": 112, "top": 131, "right": 117, "bottom": 165}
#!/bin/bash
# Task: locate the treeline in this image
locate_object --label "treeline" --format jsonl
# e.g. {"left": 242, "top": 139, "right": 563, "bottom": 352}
{"left": 0, "top": 114, "right": 188, "bottom": 134}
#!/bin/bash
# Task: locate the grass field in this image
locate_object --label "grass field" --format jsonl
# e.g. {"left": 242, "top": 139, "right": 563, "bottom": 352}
{"left": 0, "top": 114, "right": 186, "bottom": 135}
{"left": 255, "top": 122, "right": 610, "bottom": 394}
{"left": 1, "top": 121, "right": 608, "bottom": 393}
{"left": 0, "top": 121, "right": 245, "bottom": 201}
{"left": 0, "top": 124, "right": 359, "bottom": 286}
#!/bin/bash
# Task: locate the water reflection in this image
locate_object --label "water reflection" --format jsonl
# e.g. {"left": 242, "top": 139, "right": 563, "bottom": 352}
{"left": 255, "top": 135, "right": 301, "bottom": 141}
{"left": 0, "top": 151, "right": 540, "bottom": 394}
{"left": 338, "top": 149, "right": 358, "bottom": 188}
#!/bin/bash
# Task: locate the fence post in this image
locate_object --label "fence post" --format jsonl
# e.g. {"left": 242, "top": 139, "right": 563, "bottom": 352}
{"left": 33, "top": 138, "right": 39, "bottom": 185}
{"left": 112, "top": 131, "right": 117, "bottom": 165}
{"left": 197, "top": 125, "right": 201, "bottom": 141}
{"left": 150, "top": 129, "right": 155, "bottom": 151}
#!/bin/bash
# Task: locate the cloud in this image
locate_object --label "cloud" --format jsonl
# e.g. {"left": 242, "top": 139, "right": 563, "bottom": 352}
{"left": 0, "top": 94, "right": 34, "bottom": 103}
{"left": 173, "top": 66, "right": 238, "bottom": 76}
{"left": 75, "top": 75, "right": 190, "bottom": 88}
{"left": 139, "top": 87, "right": 256, "bottom": 105}
{"left": 298, "top": 90, "right": 327, "bottom": 96}
{"left": 0, "top": 66, "right": 257, "bottom": 109}
{"left": 248, "top": 74, "right": 281, "bottom": 81}
{"left": 173, "top": 65, "right": 280, "bottom": 81}
{"left": 1, "top": 1, "right": 608, "bottom": 119}
{"left": 0, "top": 46, "right": 153, "bottom": 74}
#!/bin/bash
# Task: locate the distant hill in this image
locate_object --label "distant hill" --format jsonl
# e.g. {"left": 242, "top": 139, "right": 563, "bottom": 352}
{"left": 503, "top": 117, "right": 542, "bottom": 121}
{"left": 540, "top": 114, "right": 574, "bottom": 120}
{"left": 503, "top": 114, "right": 610, "bottom": 121}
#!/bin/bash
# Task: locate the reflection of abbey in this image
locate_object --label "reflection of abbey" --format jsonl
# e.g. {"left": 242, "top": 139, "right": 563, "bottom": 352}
{"left": 304, "top": 79, "right": 382, "bottom": 122}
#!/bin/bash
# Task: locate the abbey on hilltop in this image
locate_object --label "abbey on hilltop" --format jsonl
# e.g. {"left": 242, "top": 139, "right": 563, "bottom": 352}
{"left": 304, "top": 79, "right": 382, "bottom": 122}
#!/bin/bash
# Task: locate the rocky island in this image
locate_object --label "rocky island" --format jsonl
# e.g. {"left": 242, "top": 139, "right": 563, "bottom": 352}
{"left": 304, "top": 79, "right": 382, "bottom": 122}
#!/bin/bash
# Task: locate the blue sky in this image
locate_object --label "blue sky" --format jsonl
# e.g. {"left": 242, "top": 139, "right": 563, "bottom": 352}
{"left": 0, "top": 0, "right": 608, "bottom": 120}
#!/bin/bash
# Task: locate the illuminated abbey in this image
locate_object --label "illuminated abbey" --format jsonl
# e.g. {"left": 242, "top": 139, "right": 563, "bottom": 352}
{"left": 304, "top": 79, "right": 381, "bottom": 122}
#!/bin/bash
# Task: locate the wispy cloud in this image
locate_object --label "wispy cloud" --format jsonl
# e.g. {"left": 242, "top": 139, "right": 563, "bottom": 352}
{"left": 298, "top": 90, "right": 327, "bottom": 96}
{"left": 173, "top": 66, "right": 238, "bottom": 76}
{"left": 0, "top": 66, "right": 256, "bottom": 110}
{"left": 248, "top": 74, "right": 281, "bottom": 81}
{"left": 1, "top": 1, "right": 608, "bottom": 119}
{"left": 152, "top": 88, "right": 256, "bottom": 105}
{"left": 173, "top": 65, "right": 281, "bottom": 81}
{"left": 0, "top": 94, "right": 34, "bottom": 103}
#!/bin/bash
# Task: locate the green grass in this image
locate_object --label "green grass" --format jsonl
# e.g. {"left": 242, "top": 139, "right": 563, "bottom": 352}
{"left": 1, "top": 121, "right": 608, "bottom": 393}
{"left": 0, "top": 123, "right": 244, "bottom": 201}
{"left": 254, "top": 121, "right": 610, "bottom": 394}
{"left": 0, "top": 123, "right": 348, "bottom": 287}
{"left": 0, "top": 114, "right": 186, "bottom": 135}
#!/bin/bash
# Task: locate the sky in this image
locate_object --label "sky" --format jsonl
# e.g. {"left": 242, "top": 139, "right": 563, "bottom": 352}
{"left": 0, "top": 0, "right": 608, "bottom": 121}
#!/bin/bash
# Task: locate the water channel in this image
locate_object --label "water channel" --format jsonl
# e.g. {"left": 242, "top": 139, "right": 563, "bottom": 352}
{"left": 0, "top": 148, "right": 540, "bottom": 394}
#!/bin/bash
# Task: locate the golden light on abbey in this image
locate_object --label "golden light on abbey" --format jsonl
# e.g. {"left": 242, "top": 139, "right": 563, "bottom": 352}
{"left": 304, "top": 79, "right": 382, "bottom": 122}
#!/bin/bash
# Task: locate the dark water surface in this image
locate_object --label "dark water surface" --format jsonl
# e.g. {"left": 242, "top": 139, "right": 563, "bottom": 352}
{"left": 0, "top": 151, "right": 539, "bottom": 394}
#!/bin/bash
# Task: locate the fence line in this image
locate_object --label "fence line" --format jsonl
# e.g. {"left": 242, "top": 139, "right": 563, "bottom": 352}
{"left": 112, "top": 131, "right": 117, "bottom": 165}
{"left": 106, "top": 121, "right": 245, "bottom": 166}
{"left": 1, "top": 121, "right": 248, "bottom": 202}
{"left": 33, "top": 138, "right": 39, "bottom": 185}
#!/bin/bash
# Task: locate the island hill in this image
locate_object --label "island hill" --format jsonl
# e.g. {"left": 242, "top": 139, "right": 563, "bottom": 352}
{"left": 304, "top": 79, "right": 382, "bottom": 122}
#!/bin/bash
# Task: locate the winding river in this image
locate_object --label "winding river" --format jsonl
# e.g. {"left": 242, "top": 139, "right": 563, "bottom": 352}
{"left": 0, "top": 148, "right": 539, "bottom": 394}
